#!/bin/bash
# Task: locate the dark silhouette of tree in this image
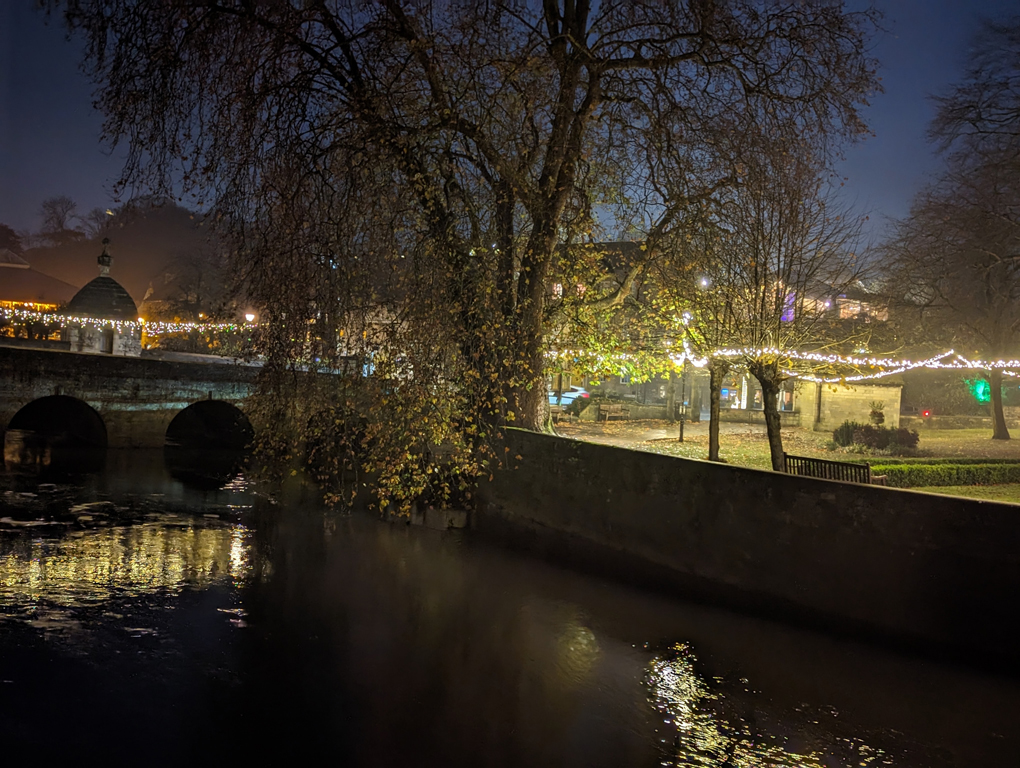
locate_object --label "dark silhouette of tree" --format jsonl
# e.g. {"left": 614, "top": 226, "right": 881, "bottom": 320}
{"left": 888, "top": 16, "right": 1020, "bottom": 441}
{"left": 39, "top": 195, "right": 85, "bottom": 245}
{"left": 53, "top": 0, "right": 879, "bottom": 504}
{"left": 77, "top": 207, "right": 114, "bottom": 239}
{"left": 0, "top": 224, "right": 22, "bottom": 253}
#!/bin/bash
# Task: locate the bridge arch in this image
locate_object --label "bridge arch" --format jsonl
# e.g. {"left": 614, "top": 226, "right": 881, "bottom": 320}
{"left": 165, "top": 400, "right": 254, "bottom": 451}
{"left": 7, "top": 395, "right": 108, "bottom": 449}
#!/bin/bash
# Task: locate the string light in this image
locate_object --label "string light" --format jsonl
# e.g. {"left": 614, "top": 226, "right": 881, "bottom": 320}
{"left": 0, "top": 306, "right": 258, "bottom": 336}
{"left": 4, "top": 306, "right": 1019, "bottom": 383}
{"left": 547, "top": 346, "right": 1020, "bottom": 383}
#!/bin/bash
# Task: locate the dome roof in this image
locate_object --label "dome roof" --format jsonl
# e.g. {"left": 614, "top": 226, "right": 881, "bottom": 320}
{"left": 66, "top": 276, "right": 138, "bottom": 321}
{"left": 63, "top": 239, "right": 138, "bottom": 321}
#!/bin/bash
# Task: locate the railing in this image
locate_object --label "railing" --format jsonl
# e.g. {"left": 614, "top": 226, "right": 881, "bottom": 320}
{"left": 783, "top": 453, "right": 871, "bottom": 484}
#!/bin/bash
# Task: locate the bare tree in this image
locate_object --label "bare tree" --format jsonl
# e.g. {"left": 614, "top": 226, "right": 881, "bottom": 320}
{"left": 889, "top": 16, "right": 1020, "bottom": 440}
{"left": 662, "top": 140, "right": 868, "bottom": 469}
{"left": 39, "top": 195, "right": 84, "bottom": 244}
{"left": 54, "top": 0, "right": 879, "bottom": 502}
{"left": 77, "top": 207, "right": 114, "bottom": 239}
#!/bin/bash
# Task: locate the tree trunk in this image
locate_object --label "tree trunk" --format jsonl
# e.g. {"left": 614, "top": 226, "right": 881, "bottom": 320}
{"left": 708, "top": 360, "right": 730, "bottom": 462}
{"left": 666, "top": 370, "right": 677, "bottom": 423}
{"left": 749, "top": 360, "right": 785, "bottom": 471}
{"left": 989, "top": 369, "right": 1011, "bottom": 440}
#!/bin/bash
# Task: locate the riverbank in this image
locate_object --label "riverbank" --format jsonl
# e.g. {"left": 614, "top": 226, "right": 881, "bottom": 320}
{"left": 479, "top": 428, "right": 1020, "bottom": 672}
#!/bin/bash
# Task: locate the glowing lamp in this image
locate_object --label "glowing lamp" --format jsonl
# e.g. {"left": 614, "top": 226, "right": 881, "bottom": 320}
{"left": 922, "top": 409, "right": 931, "bottom": 418}
{"left": 245, "top": 313, "right": 256, "bottom": 323}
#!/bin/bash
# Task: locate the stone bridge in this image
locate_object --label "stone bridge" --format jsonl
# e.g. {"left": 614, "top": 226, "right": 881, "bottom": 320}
{"left": 0, "top": 344, "right": 259, "bottom": 455}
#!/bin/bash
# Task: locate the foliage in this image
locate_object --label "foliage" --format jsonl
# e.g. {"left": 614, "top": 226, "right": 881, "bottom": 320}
{"left": 871, "top": 462, "right": 1020, "bottom": 489}
{"left": 57, "top": 0, "right": 880, "bottom": 507}
{"left": 833, "top": 420, "right": 918, "bottom": 451}
{"left": 564, "top": 397, "right": 590, "bottom": 418}
{"left": 852, "top": 424, "right": 890, "bottom": 450}
{"left": 901, "top": 372, "right": 987, "bottom": 416}
{"left": 868, "top": 400, "right": 885, "bottom": 425}
{"left": 890, "top": 427, "right": 921, "bottom": 450}
{"left": 832, "top": 420, "right": 862, "bottom": 447}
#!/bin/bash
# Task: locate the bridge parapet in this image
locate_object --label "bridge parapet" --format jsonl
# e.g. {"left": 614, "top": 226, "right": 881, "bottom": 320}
{"left": 0, "top": 344, "right": 258, "bottom": 448}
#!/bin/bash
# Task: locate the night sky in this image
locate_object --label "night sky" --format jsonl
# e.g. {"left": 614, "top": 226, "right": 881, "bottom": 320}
{"left": 1, "top": 0, "right": 1017, "bottom": 241}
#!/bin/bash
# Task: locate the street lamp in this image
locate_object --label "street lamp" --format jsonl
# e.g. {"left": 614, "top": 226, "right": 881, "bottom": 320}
{"left": 244, "top": 312, "right": 256, "bottom": 323}
{"left": 678, "top": 359, "right": 688, "bottom": 443}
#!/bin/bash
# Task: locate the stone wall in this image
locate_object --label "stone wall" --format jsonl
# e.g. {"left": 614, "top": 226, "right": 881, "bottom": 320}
{"left": 804, "top": 382, "right": 902, "bottom": 430}
{"left": 0, "top": 345, "right": 256, "bottom": 448}
{"left": 717, "top": 408, "right": 802, "bottom": 427}
{"left": 477, "top": 429, "right": 1020, "bottom": 666}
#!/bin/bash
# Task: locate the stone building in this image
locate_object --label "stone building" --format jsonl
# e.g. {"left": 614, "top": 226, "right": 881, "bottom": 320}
{"left": 62, "top": 240, "right": 142, "bottom": 356}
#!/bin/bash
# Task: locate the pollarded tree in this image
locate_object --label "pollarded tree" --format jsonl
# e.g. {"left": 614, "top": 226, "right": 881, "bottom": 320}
{"left": 53, "top": 0, "right": 878, "bottom": 504}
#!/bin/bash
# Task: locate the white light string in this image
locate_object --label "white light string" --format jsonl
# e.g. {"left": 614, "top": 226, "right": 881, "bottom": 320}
{"left": 5, "top": 306, "right": 1019, "bottom": 383}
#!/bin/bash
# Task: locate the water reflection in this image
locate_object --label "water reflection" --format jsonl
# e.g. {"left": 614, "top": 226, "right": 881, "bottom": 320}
{"left": 164, "top": 446, "right": 248, "bottom": 491}
{"left": 3, "top": 429, "right": 106, "bottom": 475}
{"left": 0, "top": 451, "right": 1018, "bottom": 766}
{"left": 647, "top": 643, "right": 901, "bottom": 767}
{"left": 0, "top": 522, "right": 250, "bottom": 627}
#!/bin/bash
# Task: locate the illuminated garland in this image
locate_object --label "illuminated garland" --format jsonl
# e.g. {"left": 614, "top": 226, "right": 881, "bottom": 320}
{"left": 4, "top": 305, "right": 1020, "bottom": 383}
{"left": 0, "top": 306, "right": 257, "bottom": 335}
{"left": 548, "top": 347, "right": 1020, "bottom": 384}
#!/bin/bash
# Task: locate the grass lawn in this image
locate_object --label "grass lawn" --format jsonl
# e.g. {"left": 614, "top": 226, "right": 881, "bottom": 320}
{"left": 904, "top": 428, "right": 1020, "bottom": 460}
{"left": 561, "top": 419, "right": 1020, "bottom": 502}
{"left": 910, "top": 484, "right": 1020, "bottom": 505}
{"left": 641, "top": 430, "right": 830, "bottom": 470}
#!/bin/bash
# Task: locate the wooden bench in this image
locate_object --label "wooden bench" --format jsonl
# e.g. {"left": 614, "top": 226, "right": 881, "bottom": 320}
{"left": 599, "top": 403, "right": 629, "bottom": 421}
{"left": 783, "top": 453, "right": 871, "bottom": 484}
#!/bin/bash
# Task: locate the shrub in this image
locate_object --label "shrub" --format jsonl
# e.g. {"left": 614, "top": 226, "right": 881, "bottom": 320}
{"left": 565, "top": 396, "right": 590, "bottom": 417}
{"left": 889, "top": 427, "right": 919, "bottom": 449}
{"left": 832, "top": 420, "right": 862, "bottom": 447}
{"left": 869, "top": 462, "right": 1020, "bottom": 488}
{"left": 852, "top": 424, "right": 891, "bottom": 449}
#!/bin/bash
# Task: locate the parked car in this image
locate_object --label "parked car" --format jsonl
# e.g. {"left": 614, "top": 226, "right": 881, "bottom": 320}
{"left": 548, "top": 386, "right": 590, "bottom": 412}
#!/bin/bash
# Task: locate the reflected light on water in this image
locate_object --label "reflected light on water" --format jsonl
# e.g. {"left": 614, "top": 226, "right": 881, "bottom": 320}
{"left": 0, "top": 523, "right": 252, "bottom": 611}
{"left": 647, "top": 644, "right": 892, "bottom": 768}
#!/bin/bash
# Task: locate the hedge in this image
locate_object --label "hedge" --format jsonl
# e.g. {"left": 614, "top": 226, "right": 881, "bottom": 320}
{"left": 870, "top": 463, "right": 1020, "bottom": 488}
{"left": 870, "top": 457, "right": 1020, "bottom": 466}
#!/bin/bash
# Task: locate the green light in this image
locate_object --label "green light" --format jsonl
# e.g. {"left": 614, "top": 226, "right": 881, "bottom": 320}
{"left": 965, "top": 378, "right": 991, "bottom": 403}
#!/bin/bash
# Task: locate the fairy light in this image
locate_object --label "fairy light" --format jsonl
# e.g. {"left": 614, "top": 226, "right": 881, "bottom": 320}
{"left": 547, "top": 345, "right": 1020, "bottom": 383}
{"left": 4, "top": 306, "right": 1019, "bottom": 381}
{"left": 0, "top": 306, "right": 258, "bottom": 336}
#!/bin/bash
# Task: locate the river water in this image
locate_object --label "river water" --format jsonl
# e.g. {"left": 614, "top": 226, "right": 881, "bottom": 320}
{"left": 0, "top": 450, "right": 1017, "bottom": 766}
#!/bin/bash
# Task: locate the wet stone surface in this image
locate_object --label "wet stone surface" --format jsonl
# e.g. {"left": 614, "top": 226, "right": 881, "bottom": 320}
{"left": 1, "top": 450, "right": 1018, "bottom": 765}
